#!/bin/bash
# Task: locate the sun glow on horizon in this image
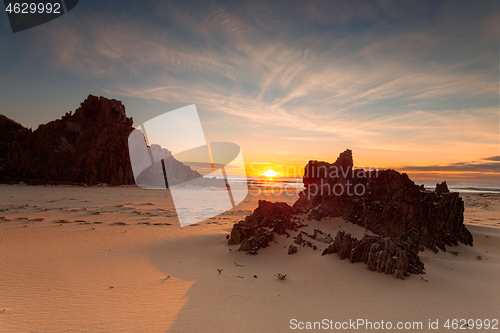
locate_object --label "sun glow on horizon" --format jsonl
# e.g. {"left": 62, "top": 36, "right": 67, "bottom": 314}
{"left": 261, "top": 169, "right": 279, "bottom": 178}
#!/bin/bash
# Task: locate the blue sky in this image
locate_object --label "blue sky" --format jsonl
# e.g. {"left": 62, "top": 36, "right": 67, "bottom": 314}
{"left": 0, "top": 0, "right": 498, "bottom": 180}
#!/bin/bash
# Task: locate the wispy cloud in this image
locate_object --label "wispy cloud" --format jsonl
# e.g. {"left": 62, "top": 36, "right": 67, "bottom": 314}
{"left": 401, "top": 161, "right": 500, "bottom": 173}
{"left": 2, "top": 0, "right": 498, "bottom": 172}
{"left": 399, "top": 156, "right": 500, "bottom": 182}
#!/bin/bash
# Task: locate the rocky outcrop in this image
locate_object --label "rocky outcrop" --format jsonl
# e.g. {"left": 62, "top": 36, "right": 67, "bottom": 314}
{"left": 0, "top": 115, "right": 25, "bottom": 171}
{"left": 435, "top": 181, "right": 449, "bottom": 194}
{"left": 293, "top": 149, "right": 374, "bottom": 218}
{"left": 0, "top": 95, "right": 216, "bottom": 187}
{"left": 322, "top": 229, "right": 424, "bottom": 279}
{"left": 228, "top": 200, "right": 303, "bottom": 252}
{"left": 1, "top": 95, "right": 136, "bottom": 185}
{"left": 294, "top": 149, "right": 472, "bottom": 252}
{"left": 228, "top": 149, "right": 473, "bottom": 278}
{"left": 342, "top": 174, "right": 472, "bottom": 252}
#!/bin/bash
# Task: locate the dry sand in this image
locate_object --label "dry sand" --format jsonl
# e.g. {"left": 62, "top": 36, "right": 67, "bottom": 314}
{"left": 0, "top": 184, "right": 499, "bottom": 332}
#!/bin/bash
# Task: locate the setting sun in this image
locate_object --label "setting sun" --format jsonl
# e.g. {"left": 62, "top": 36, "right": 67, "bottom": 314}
{"left": 261, "top": 169, "right": 279, "bottom": 178}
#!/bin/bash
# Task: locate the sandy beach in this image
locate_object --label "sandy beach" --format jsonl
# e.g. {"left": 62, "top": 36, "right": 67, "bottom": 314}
{"left": 0, "top": 184, "right": 498, "bottom": 332}
{"left": 1, "top": 0, "right": 498, "bottom": 331}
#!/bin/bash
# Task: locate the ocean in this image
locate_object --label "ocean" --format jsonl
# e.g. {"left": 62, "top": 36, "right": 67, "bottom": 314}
{"left": 418, "top": 180, "right": 500, "bottom": 194}
{"left": 225, "top": 176, "right": 500, "bottom": 194}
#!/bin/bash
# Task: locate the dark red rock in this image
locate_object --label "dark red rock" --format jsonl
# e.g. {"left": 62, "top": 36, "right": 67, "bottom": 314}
{"left": 0, "top": 115, "right": 24, "bottom": 171}
{"left": 238, "top": 227, "right": 274, "bottom": 252}
{"left": 296, "top": 150, "right": 472, "bottom": 252}
{"left": 0, "top": 95, "right": 208, "bottom": 187}
{"left": 322, "top": 229, "right": 424, "bottom": 279}
{"left": 1, "top": 95, "right": 135, "bottom": 185}
{"left": 435, "top": 181, "right": 449, "bottom": 194}
{"left": 228, "top": 200, "right": 299, "bottom": 252}
{"left": 294, "top": 232, "right": 304, "bottom": 245}
{"left": 228, "top": 149, "right": 473, "bottom": 278}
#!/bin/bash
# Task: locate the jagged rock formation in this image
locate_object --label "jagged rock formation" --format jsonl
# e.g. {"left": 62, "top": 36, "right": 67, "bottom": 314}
{"left": 295, "top": 150, "right": 472, "bottom": 252}
{"left": 228, "top": 200, "right": 302, "bottom": 252}
{"left": 0, "top": 115, "right": 24, "bottom": 171}
{"left": 1, "top": 95, "right": 136, "bottom": 185}
{"left": 435, "top": 181, "right": 450, "bottom": 194}
{"left": 322, "top": 229, "right": 424, "bottom": 279}
{"left": 287, "top": 245, "right": 297, "bottom": 255}
{"left": 228, "top": 149, "right": 473, "bottom": 278}
{"left": 0, "top": 95, "right": 216, "bottom": 186}
{"left": 342, "top": 175, "right": 471, "bottom": 252}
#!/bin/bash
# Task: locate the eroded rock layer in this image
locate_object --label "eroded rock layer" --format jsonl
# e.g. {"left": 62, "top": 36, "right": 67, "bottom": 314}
{"left": 294, "top": 150, "right": 472, "bottom": 252}
{"left": 0, "top": 95, "right": 211, "bottom": 187}
{"left": 228, "top": 150, "right": 473, "bottom": 278}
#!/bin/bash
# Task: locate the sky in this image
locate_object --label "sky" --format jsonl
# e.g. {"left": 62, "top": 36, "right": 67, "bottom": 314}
{"left": 0, "top": 0, "right": 499, "bottom": 181}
